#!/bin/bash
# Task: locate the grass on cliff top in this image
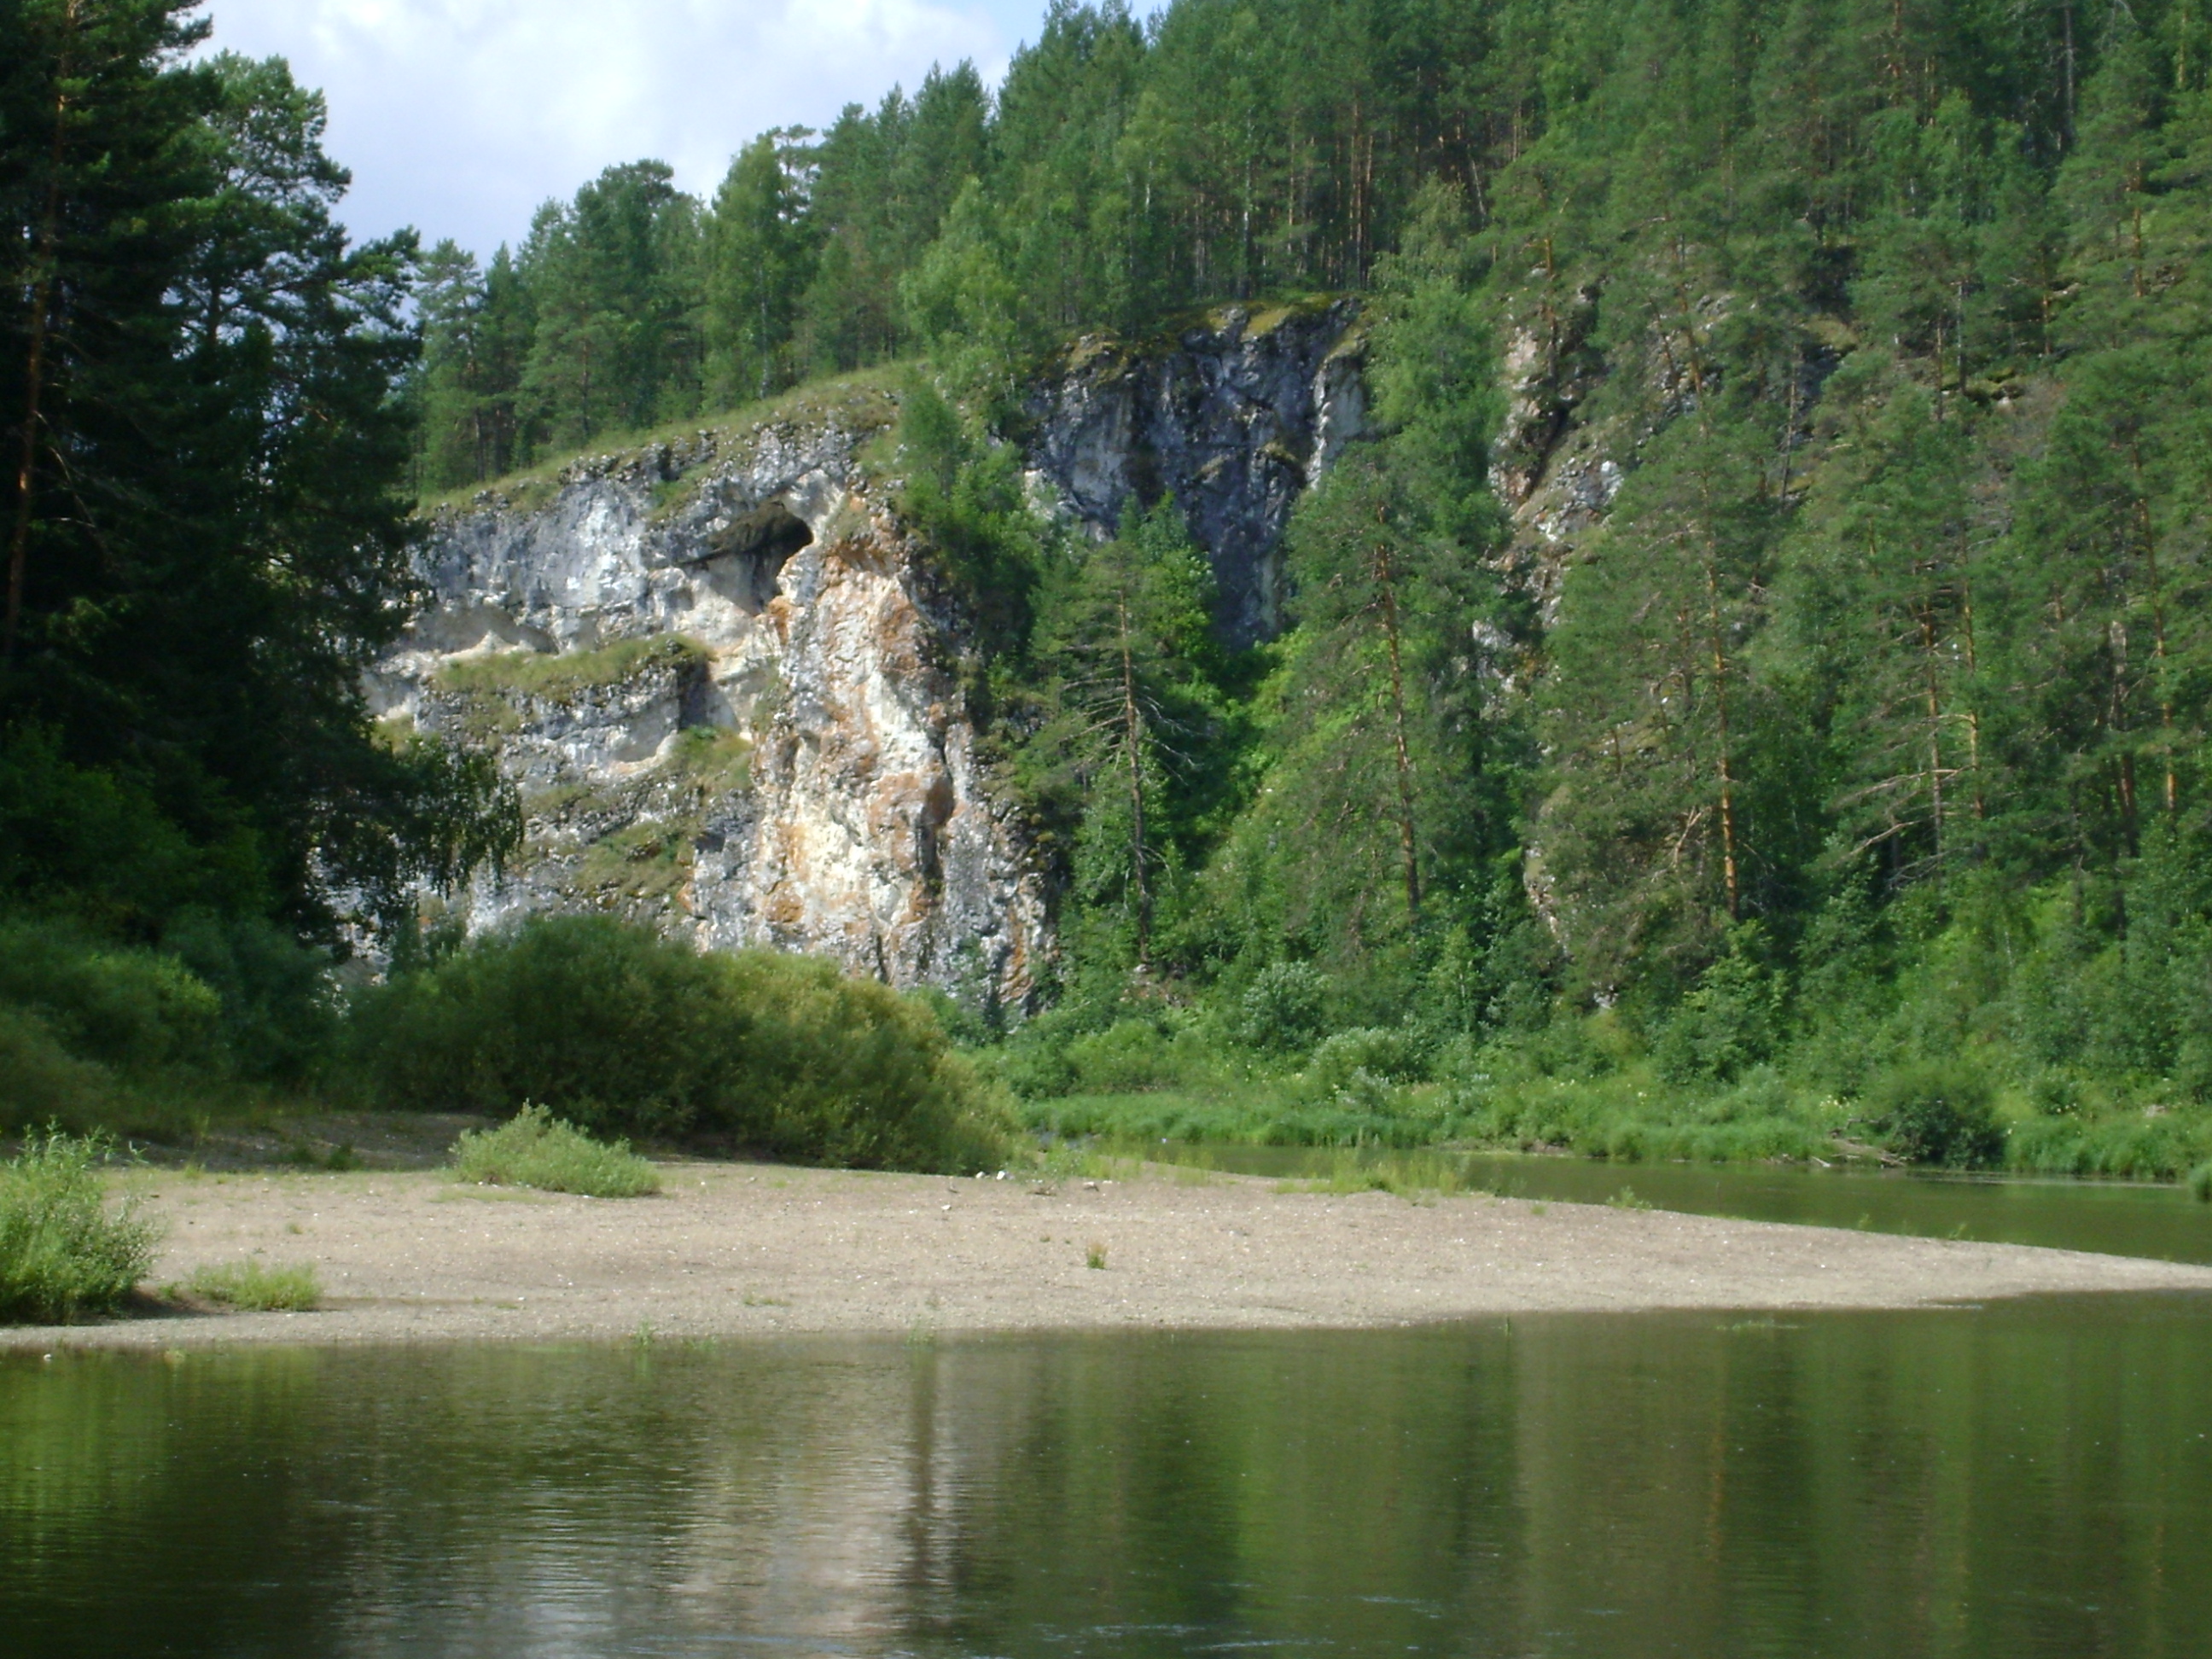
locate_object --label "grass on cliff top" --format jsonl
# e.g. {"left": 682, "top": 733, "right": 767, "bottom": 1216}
{"left": 432, "top": 634, "right": 707, "bottom": 703}
{"left": 1061, "top": 290, "right": 1354, "bottom": 371}
{"left": 416, "top": 369, "right": 907, "bottom": 518}
{"left": 451, "top": 1105, "right": 662, "bottom": 1197}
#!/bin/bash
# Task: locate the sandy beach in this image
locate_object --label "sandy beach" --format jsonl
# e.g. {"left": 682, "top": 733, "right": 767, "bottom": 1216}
{"left": 5, "top": 1160, "right": 2208, "bottom": 1351}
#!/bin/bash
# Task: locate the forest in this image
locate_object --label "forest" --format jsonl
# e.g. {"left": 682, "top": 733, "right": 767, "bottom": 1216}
{"left": 9, "top": 0, "right": 2212, "bottom": 1183}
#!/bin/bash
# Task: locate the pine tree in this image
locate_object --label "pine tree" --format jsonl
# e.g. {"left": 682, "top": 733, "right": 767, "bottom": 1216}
{"left": 701, "top": 130, "right": 812, "bottom": 409}
{"left": 1024, "top": 499, "right": 1221, "bottom": 975}
{"left": 1781, "top": 370, "right": 1986, "bottom": 885}
{"left": 2, "top": 26, "right": 515, "bottom": 938}
{"left": 519, "top": 160, "right": 701, "bottom": 448}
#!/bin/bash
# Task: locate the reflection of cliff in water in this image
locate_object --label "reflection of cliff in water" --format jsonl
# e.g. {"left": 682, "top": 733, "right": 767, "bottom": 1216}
{"left": 6, "top": 1305, "right": 2209, "bottom": 1656}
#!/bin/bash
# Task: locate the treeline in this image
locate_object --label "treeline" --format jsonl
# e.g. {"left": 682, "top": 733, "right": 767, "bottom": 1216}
{"left": 0, "top": 3, "right": 1005, "bottom": 1171}
{"left": 415, "top": 0, "right": 2212, "bottom": 1172}
{"left": 413, "top": 0, "right": 1515, "bottom": 486}
{"left": 901, "top": 0, "right": 2212, "bottom": 1177}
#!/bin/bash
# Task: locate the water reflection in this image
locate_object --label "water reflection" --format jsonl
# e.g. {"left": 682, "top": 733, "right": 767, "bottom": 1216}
{"left": 1159, "top": 1143, "right": 2212, "bottom": 1264}
{"left": 5, "top": 1297, "right": 2209, "bottom": 1656}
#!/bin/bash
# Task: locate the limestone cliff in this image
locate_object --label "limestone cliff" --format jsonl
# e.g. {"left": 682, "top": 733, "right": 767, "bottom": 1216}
{"left": 373, "top": 308, "right": 1365, "bottom": 1003}
{"left": 372, "top": 381, "right": 1049, "bottom": 1009}
{"left": 1025, "top": 297, "right": 1367, "bottom": 646}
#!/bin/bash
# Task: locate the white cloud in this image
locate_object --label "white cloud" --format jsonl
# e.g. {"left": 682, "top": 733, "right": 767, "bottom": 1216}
{"left": 195, "top": 0, "right": 1034, "bottom": 254}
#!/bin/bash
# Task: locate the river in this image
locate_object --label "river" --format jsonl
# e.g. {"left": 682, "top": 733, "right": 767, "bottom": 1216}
{"left": 6, "top": 1287, "right": 2209, "bottom": 1656}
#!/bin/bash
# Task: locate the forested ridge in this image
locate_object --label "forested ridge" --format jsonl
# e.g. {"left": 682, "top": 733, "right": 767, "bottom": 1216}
{"left": 11, "top": 0, "right": 2212, "bottom": 1183}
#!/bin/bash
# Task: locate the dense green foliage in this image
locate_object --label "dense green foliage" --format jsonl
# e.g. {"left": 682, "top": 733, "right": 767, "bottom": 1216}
{"left": 393, "top": 0, "right": 2212, "bottom": 1175}
{"left": 0, "top": 1131, "right": 158, "bottom": 1324}
{"left": 818, "top": 0, "right": 2212, "bottom": 1175}
{"left": 18, "top": 0, "right": 2212, "bottom": 1181}
{"left": 449, "top": 1104, "right": 661, "bottom": 1198}
{"left": 0, "top": 912, "right": 337, "bottom": 1132}
{"left": 2, "top": 0, "right": 516, "bottom": 956}
{"left": 0, "top": 7, "right": 986, "bottom": 1180}
{"left": 346, "top": 916, "right": 1014, "bottom": 1173}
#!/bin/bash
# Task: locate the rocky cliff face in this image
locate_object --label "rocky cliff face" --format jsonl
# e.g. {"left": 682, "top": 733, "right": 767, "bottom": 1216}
{"left": 1025, "top": 298, "right": 1366, "bottom": 646}
{"left": 371, "top": 381, "right": 1050, "bottom": 1010}
{"left": 375, "top": 311, "right": 1365, "bottom": 1002}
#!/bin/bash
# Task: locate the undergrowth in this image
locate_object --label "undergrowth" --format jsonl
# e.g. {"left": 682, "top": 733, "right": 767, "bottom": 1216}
{"left": 0, "top": 1130, "right": 160, "bottom": 1324}
{"left": 183, "top": 1260, "right": 322, "bottom": 1311}
{"left": 1001, "top": 1007, "right": 2212, "bottom": 1183}
{"left": 450, "top": 1105, "right": 662, "bottom": 1197}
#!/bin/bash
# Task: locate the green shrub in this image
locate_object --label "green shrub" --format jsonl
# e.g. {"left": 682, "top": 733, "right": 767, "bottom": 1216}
{"left": 1651, "top": 934, "right": 1784, "bottom": 1084}
{"left": 0, "top": 1131, "right": 160, "bottom": 1324}
{"left": 183, "top": 1260, "right": 321, "bottom": 1311}
{"left": 451, "top": 1104, "right": 661, "bottom": 1196}
{"left": 160, "top": 911, "right": 335, "bottom": 1083}
{"left": 1060, "top": 1019, "right": 1209, "bottom": 1094}
{"left": 347, "top": 916, "right": 1011, "bottom": 1172}
{"left": 0, "top": 917, "right": 222, "bottom": 1074}
{"left": 1308, "top": 1027, "right": 1429, "bottom": 1090}
{"left": 0, "top": 914, "right": 346, "bottom": 1132}
{"left": 1867, "top": 1062, "right": 2002, "bottom": 1167}
{"left": 2006, "top": 1110, "right": 2212, "bottom": 1180}
{"left": 2189, "top": 1162, "right": 2212, "bottom": 1202}
{"left": 1240, "top": 962, "right": 1329, "bottom": 1051}
{"left": 0, "top": 1004, "right": 119, "bottom": 1128}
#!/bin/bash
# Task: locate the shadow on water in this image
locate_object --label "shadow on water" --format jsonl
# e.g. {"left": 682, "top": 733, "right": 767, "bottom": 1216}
{"left": 5, "top": 1296, "right": 2212, "bottom": 1657}
{"left": 1143, "top": 1142, "right": 2212, "bottom": 1264}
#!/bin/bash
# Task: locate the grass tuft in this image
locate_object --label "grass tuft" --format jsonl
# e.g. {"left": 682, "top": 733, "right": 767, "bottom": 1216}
{"left": 0, "top": 1129, "right": 160, "bottom": 1324}
{"left": 1086, "top": 1240, "right": 1108, "bottom": 1270}
{"left": 451, "top": 1104, "right": 661, "bottom": 1197}
{"left": 183, "top": 1260, "right": 321, "bottom": 1311}
{"left": 433, "top": 634, "right": 706, "bottom": 702}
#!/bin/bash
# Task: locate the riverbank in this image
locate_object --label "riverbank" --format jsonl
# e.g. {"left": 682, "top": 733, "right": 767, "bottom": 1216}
{"left": 5, "top": 1161, "right": 2209, "bottom": 1351}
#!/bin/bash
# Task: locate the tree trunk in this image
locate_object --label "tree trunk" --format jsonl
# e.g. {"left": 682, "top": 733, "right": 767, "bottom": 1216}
{"left": 2129, "top": 457, "right": 2177, "bottom": 813}
{"left": 1692, "top": 459, "right": 1740, "bottom": 920}
{"left": 6, "top": 1, "right": 79, "bottom": 664}
{"left": 1118, "top": 595, "right": 1152, "bottom": 969}
{"left": 1919, "top": 603, "right": 1946, "bottom": 870}
{"left": 1371, "top": 523, "right": 1422, "bottom": 923}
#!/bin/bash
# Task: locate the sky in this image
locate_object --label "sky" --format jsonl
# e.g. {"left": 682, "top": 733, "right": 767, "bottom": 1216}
{"left": 193, "top": 0, "right": 1068, "bottom": 257}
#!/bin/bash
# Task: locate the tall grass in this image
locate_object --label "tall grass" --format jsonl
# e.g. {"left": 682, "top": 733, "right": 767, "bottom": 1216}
{"left": 183, "top": 1260, "right": 322, "bottom": 1311}
{"left": 451, "top": 1105, "right": 661, "bottom": 1196}
{"left": 0, "top": 1131, "right": 160, "bottom": 1324}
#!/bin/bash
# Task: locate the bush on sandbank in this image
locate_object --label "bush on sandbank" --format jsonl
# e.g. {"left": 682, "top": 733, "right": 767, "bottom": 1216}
{"left": 450, "top": 1105, "right": 661, "bottom": 1197}
{"left": 0, "top": 1130, "right": 160, "bottom": 1324}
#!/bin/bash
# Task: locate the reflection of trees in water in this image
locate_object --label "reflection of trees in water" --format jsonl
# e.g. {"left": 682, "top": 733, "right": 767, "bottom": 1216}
{"left": 6, "top": 1312, "right": 2211, "bottom": 1656}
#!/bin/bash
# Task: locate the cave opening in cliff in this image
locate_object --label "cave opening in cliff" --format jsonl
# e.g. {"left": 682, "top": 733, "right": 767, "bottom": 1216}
{"left": 705, "top": 500, "right": 814, "bottom": 608}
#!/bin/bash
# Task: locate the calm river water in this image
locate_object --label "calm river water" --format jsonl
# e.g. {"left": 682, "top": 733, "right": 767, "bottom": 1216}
{"left": 1157, "top": 1144, "right": 2212, "bottom": 1265}
{"left": 6, "top": 1294, "right": 2210, "bottom": 1657}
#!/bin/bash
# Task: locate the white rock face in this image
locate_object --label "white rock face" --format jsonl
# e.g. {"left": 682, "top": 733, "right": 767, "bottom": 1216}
{"left": 372, "top": 393, "right": 1049, "bottom": 1011}
{"left": 375, "top": 313, "right": 1371, "bottom": 1005}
